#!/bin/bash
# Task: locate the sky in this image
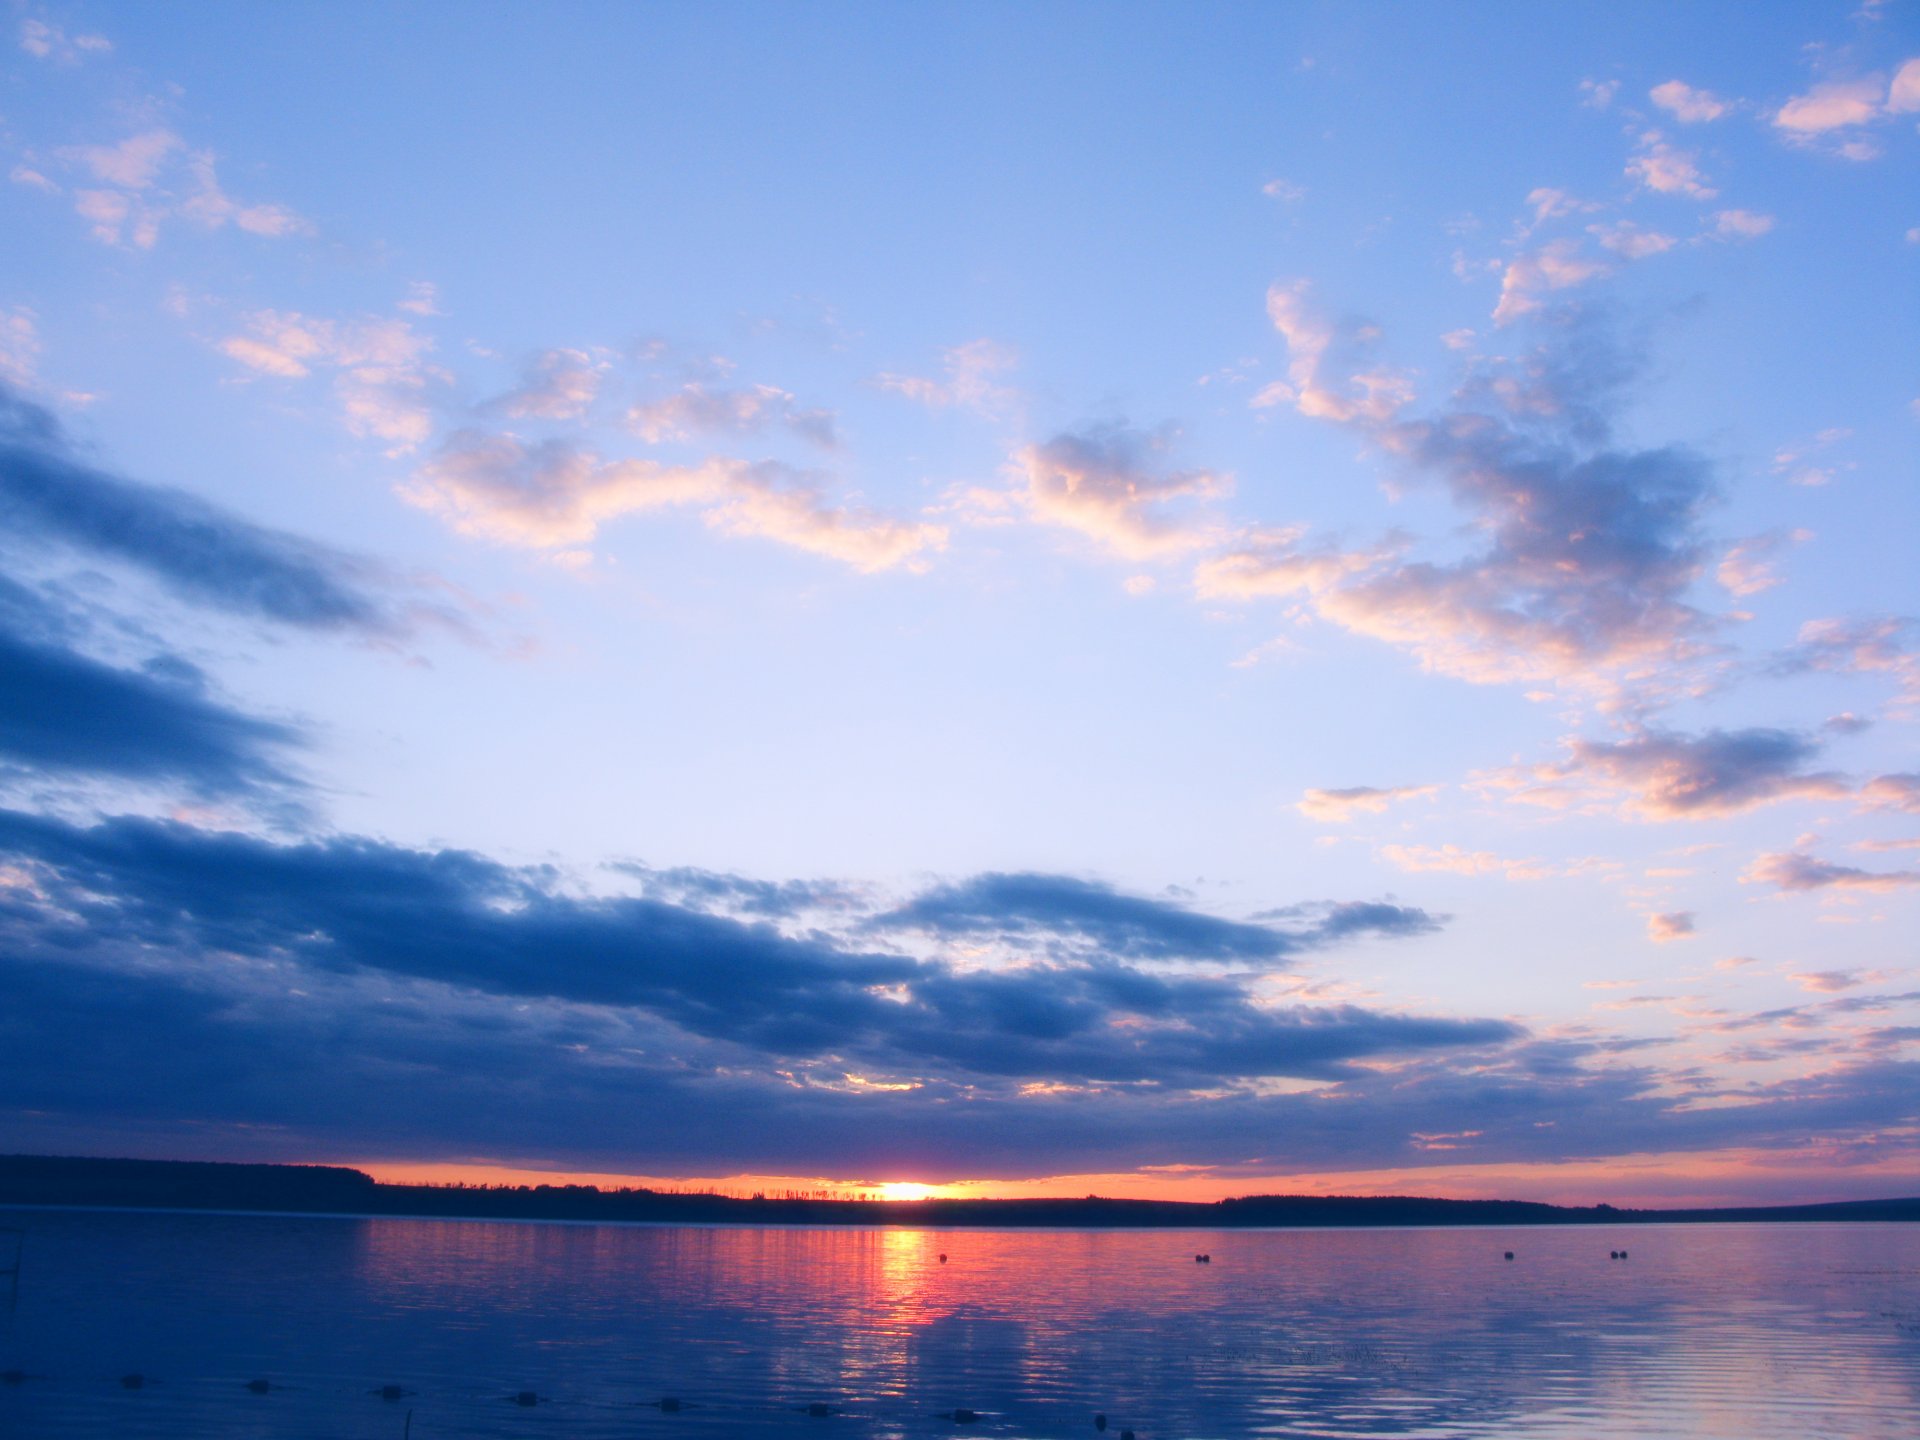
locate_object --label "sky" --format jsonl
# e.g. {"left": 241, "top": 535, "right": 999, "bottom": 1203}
{"left": 1, "top": 1, "right": 1916, "bottom": 1208}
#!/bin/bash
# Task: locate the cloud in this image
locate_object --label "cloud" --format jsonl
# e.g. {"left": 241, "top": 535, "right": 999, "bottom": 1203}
{"left": 220, "top": 308, "right": 439, "bottom": 450}
{"left": 1859, "top": 774, "right": 1920, "bottom": 815}
{"left": 0, "top": 384, "right": 422, "bottom": 636}
{"left": 1742, "top": 851, "right": 1920, "bottom": 894}
{"left": 484, "top": 348, "right": 604, "bottom": 421}
{"left": 19, "top": 17, "right": 111, "bottom": 61}
{"left": 1256, "top": 281, "right": 1413, "bottom": 421}
{"left": 1380, "top": 844, "right": 1555, "bottom": 881}
{"left": 874, "top": 871, "right": 1441, "bottom": 966}
{"left": 1482, "top": 727, "right": 1850, "bottom": 820}
{"left": 874, "top": 340, "right": 1017, "bottom": 414}
{"left": 406, "top": 430, "right": 945, "bottom": 572}
{"left": 1716, "top": 529, "right": 1808, "bottom": 597}
{"left": 1341, "top": 380, "right": 1713, "bottom": 687}
{"left": 1650, "top": 81, "right": 1730, "bottom": 123}
{"left": 629, "top": 382, "right": 836, "bottom": 448}
{"left": 1774, "top": 76, "right": 1886, "bottom": 133}
{"left": 1773, "top": 616, "right": 1920, "bottom": 701}
{"left": 0, "top": 309, "right": 41, "bottom": 390}
{"left": 1625, "top": 131, "right": 1717, "bottom": 199}
{"left": 1295, "top": 785, "right": 1439, "bottom": 823}
{"left": 1588, "top": 222, "right": 1676, "bottom": 260}
{"left": 1009, "top": 424, "right": 1226, "bottom": 560}
{"left": 1193, "top": 526, "right": 1397, "bottom": 602}
{"left": 1792, "top": 969, "right": 1868, "bottom": 994}
{"left": 64, "top": 130, "right": 180, "bottom": 189}
{"left": 1524, "top": 188, "right": 1598, "bottom": 228}
{"left": 1251, "top": 305, "right": 1721, "bottom": 696}
{"left": 1647, "top": 911, "right": 1696, "bottom": 943}
{"left": 174, "top": 153, "right": 309, "bottom": 238}
{"left": 1894, "top": 58, "right": 1920, "bottom": 113}
{"left": 1493, "top": 242, "right": 1611, "bottom": 325}
{"left": 1579, "top": 78, "right": 1619, "bottom": 110}
{"left": 0, "top": 812, "right": 1504, "bottom": 1098}
{"left": 1712, "top": 210, "right": 1775, "bottom": 241}
{"left": 43, "top": 130, "right": 306, "bottom": 248}
{"left": 0, "top": 585, "right": 297, "bottom": 798}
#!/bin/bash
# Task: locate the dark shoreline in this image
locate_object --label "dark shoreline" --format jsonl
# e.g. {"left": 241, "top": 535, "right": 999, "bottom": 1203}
{"left": 4, "top": 1154, "right": 1916, "bottom": 1228}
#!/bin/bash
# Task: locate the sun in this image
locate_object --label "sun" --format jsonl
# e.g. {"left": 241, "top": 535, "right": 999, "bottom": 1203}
{"left": 877, "top": 1181, "right": 935, "bottom": 1202}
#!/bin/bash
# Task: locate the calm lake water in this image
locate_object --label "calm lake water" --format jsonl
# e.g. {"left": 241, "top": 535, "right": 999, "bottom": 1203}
{"left": 0, "top": 1209, "right": 1915, "bottom": 1439}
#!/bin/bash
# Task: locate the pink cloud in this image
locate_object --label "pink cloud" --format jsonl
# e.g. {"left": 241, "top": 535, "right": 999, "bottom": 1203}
{"left": 1011, "top": 425, "right": 1226, "bottom": 561}
{"left": 1743, "top": 851, "right": 1920, "bottom": 894}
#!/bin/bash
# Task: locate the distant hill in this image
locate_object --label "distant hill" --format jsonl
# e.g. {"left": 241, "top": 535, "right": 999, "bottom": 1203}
{"left": 3, "top": 1154, "right": 1916, "bottom": 1227}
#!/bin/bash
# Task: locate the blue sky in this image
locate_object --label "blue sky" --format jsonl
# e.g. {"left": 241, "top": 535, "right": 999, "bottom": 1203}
{"left": 1, "top": 0, "right": 1916, "bottom": 1204}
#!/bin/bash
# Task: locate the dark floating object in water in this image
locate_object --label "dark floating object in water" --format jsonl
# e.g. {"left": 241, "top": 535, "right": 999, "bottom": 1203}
{"left": 1094, "top": 1413, "right": 1108, "bottom": 1431}
{"left": 120, "top": 1373, "right": 146, "bottom": 1390}
{"left": 1503, "top": 1251, "right": 1514, "bottom": 1260}
{"left": 245, "top": 1378, "right": 273, "bottom": 1394}
{"left": 375, "top": 1384, "right": 411, "bottom": 1401}
{"left": 657, "top": 1397, "right": 683, "bottom": 1413}
{"left": 1121, "top": 1430, "right": 1137, "bottom": 1440}
{"left": 949, "top": 1408, "right": 980, "bottom": 1423}
{"left": 1620, "top": 1249, "right": 1629, "bottom": 1259}
{"left": 806, "top": 1402, "right": 833, "bottom": 1417}
{"left": 1194, "top": 1252, "right": 1212, "bottom": 1263}
{"left": 2, "top": 1370, "right": 26, "bottom": 1385}
{"left": 938, "top": 1253, "right": 948, "bottom": 1263}
{"left": 513, "top": 1390, "right": 539, "bottom": 1406}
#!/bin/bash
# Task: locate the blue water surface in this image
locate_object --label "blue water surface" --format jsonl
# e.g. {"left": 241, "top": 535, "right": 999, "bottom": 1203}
{"left": 0, "top": 1209, "right": 1915, "bottom": 1438}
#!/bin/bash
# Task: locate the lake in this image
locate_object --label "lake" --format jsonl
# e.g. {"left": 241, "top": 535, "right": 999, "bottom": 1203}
{"left": 0, "top": 1208, "right": 1915, "bottom": 1438}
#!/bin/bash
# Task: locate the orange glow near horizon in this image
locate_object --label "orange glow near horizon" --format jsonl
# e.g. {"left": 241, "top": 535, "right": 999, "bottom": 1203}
{"left": 350, "top": 1143, "right": 1919, "bottom": 1210}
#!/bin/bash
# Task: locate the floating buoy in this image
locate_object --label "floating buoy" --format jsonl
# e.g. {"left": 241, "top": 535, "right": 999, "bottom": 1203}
{"left": 658, "top": 1397, "right": 683, "bottom": 1413}
{"left": 1095, "top": 1414, "right": 1108, "bottom": 1432}
{"left": 513, "top": 1390, "right": 539, "bottom": 1407}
{"left": 2, "top": 1370, "right": 26, "bottom": 1385}
{"left": 1121, "top": 1430, "right": 1137, "bottom": 1440}
{"left": 1610, "top": 1250, "right": 1619, "bottom": 1259}
{"left": 245, "top": 1378, "right": 272, "bottom": 1394}
{"left": 1504, "top": 1251, "right": 1514, "bottom": 1260}
{"left": 939, "top": 1253, "right": 948, "bottom": 1263}
{"left": 1620, "top": 1249, "right": 1629, "bottom": 1259}
{"left": 807, "top": 1401, "right": 832, "bottom": 1417}
{"left": 376, "top": 1384, "right": 408, "bottom": 1401}
{"left": 951, "top": 1408, "right": 980, "bottom": 1423}
{"left": 120, "top": 1373, "right": 146, "bottom": 1390}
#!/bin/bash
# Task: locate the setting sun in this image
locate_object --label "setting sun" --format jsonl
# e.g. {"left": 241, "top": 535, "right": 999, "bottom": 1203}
{"left": 878, "top": 1182, "right": 936, "bottom": 1203}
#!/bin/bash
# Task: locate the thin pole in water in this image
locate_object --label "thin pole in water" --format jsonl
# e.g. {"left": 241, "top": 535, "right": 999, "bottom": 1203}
{"left": 403, "top": 1409, "right": 413, "bottom": 1439}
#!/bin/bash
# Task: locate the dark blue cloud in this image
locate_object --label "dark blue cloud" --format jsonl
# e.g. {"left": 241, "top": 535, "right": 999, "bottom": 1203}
{"left": 0, "top": 811, "right": 1509, "bottom": 1095}
{"left": 0, "top": 934, "right": 1911, "bottom": 1189}
{"left": 875, "top": 871, "right": 1439, "bottom": 964}
{"left": 0, "top": 610, "right": 297, "bottom": 795}
{"left": 0, "top": 383, "right": 418, "bottom": 635}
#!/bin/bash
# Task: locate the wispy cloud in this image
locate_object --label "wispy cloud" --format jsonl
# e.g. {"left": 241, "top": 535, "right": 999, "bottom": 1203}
{"left": 1295, "top": 785, "right": 1439, "bottom": 823}
{"left": 0, "top": 384, "right": 432, "bottom": 637}
{"left": 220, "top": 308, "right": 441, "bottom": 452}
{"left": 629, "top": 382, "right": 836, "bottom": 448}
{"left": 405, "top": 430, "right": 945, "bottom": 572}
{"left": 1650, "top": 80, "right": 1731, "bottom": 123}
{"left": 18, "top": 16, "right": 111, "bottom": 62}
{"left": 489, "top": 348, "right": 605, "bottom": 422}
{"left": 1478, "top": 727, "right": 1850, "bottom": 821}
{"left": 1625, "top": 130, "right": 1718, "bottom": 199}
{"left": 1743, "top": 850, "right": 1920, "bottom": 893}
{"left": 874, "top": 339, "right": 1017, "bottom": 415}
{"left": 1009, "top": 424, "right": 1226, "bottom": 560}
{"left": 31, "top": 128, "right": 307, "bottom": 249}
